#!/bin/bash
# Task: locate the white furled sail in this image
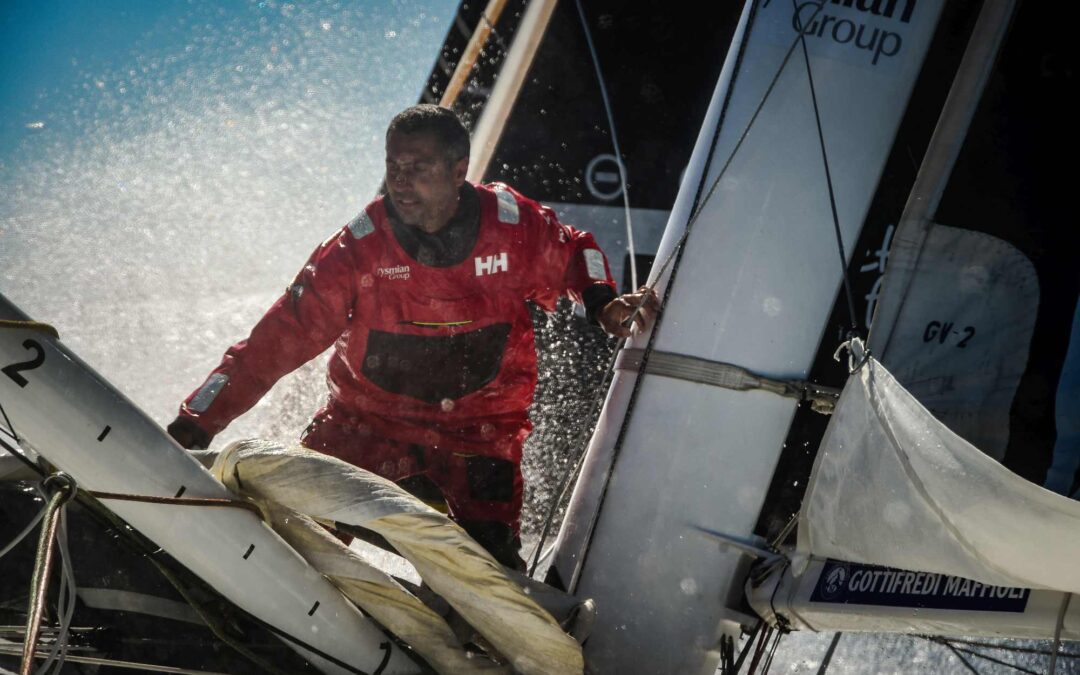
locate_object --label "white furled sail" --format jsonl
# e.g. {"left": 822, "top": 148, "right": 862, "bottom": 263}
{"left": 211, "top": 439, "right": 583, "bottom": 675}
{"left": 799, "top": 340, "right": 1080, "bottom": 593}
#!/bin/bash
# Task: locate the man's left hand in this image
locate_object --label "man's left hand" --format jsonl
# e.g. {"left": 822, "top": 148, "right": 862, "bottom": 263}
{"left": 599, "top": 286, "right": 660, "bottom": 338}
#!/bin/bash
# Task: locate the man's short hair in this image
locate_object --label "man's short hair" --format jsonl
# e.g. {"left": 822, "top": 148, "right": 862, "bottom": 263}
{"left": 386, "top": 105, "right": 470, "bottom": 163}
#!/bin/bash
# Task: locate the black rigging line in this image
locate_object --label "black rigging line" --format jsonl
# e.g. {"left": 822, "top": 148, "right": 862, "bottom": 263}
{"left": 793, "top": 0, "right": 860, "bottom": 337}
{"left": 0, "top": 398, "right": 19, "bottom": 442}
{"left": 0, "top": 401, "right": 391, "bottom": 675}
{"left": 944, "top": 641, "right": 983, "bottom": 675}
{"left": 639, "top": 0, "right": 826, "bottom": 299}
{"left": 923, "top": 636, "right": 1080, "bottom": 660}
{"left": 943, "top": 645, "right": 1041, "bottom": 675}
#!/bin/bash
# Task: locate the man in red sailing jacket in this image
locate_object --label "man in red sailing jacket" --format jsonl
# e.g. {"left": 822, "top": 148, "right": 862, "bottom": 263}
{"left": 168, "top": 105, "right": 657, "bottom": 567}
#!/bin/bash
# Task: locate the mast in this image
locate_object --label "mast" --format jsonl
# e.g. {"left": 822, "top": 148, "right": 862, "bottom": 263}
{"left": 438, "top": 0, "right": 511, "bottom": 108}
{"left": 466, "top": 0, "right": 558, "bottom": 182}
{"left": 867, "top": 0, "right": 1018, "bottom": 356}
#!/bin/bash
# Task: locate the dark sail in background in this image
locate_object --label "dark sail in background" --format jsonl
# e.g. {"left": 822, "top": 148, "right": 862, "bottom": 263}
{"left": 420, "top": 0, "right": 743, "bottom": 290}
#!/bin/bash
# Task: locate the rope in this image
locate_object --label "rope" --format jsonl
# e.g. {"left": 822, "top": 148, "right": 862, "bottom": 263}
{"left": 747, "top": 624, "right": 773, "bottom": 674}
{"left": 20, "top": 473, "right": 77, "bottom": 675}
{"left": 74, "top": 491, "right": 371, "bottom": 675}
{"left": 760, "top": 628, "right": 782, "bottom": 673}
{"left": 724, "top": 621, "right": 762, "bottom": 675}
{"left": 573, "top": 0, "right": 638, "bottom": 289}
{"left": 0, "top": 321, "right": 59, "bottom": 339}
{"left": 0, "top": 503, "right": 47, "bottom": 561}
{"left": 88, "top": 491, "right": 263, "bottom": 517}
{"left": 793, "top": 0, "right": 859, "bottom": 336}
{"left": 0, "top": 436, "right": 364, "bottom": 674}
{"left": 35, "top": 505, "right": 77, "bottom": 675}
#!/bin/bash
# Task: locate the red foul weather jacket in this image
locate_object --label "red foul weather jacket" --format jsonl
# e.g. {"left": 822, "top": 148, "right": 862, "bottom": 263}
{"left": 178, "top": 182, "right": 616, "bottom": 460}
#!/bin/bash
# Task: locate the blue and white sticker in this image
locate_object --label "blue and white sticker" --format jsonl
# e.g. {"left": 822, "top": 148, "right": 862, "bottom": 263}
{"left": 348, "top": 211, "right": 374, "bottom": 239}
{"left": 494, "top": 188, "right": 520, "bottom": 225}
{"left": 189, "top": 373, "right": 229, "bottom": 413}
{"left": 810, "top": 560, "right": 1030, "bottom": 613}
{"left": 584, "top": 249, "right": 607, "bottom": 280}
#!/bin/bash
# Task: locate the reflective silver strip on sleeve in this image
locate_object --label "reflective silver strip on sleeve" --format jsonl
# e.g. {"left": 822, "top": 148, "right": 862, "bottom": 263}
{"left": 348, "top": 211, "right": 374, "bottom": 238}
{"left": 188, "top": 373, "right": 228, "bottom": 413}
{"left": 494, "top": 188, "right": 520, "bottom": 224}
{"left": 584, "top": 249, "right": 607, "bottom": 280}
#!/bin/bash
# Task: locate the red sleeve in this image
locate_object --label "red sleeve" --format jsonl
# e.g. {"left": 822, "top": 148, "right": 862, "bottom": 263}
{"left": 178, "top": 228, "right": 358, "bottom": 436}
{"left": 497, "top": 184, "right": 616, "bottom": 312}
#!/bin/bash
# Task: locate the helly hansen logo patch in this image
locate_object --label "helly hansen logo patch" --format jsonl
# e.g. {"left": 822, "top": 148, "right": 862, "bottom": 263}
{"left": 475, "top": 253, "right": 508, "bottom": 276}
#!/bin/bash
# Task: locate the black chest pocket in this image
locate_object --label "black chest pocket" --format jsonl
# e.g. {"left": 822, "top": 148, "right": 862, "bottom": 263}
{"left": 362, "top": 323, "right": 512, "bottom": 402}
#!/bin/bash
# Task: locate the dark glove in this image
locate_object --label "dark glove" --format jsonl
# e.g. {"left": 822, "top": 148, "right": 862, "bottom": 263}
{"left": 167, "top": 416, "right": 213, "bottom": 450}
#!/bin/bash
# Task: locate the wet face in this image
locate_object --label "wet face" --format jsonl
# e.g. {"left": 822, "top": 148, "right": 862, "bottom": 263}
{"left": 384, "top": 131, "right": 468, "bottom": 233}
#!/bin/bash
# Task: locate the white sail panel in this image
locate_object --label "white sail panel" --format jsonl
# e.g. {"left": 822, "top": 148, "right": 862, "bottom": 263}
{"left": 872, "top": 225, "right": 1039, "bottom": 459}
{"left": 799, "top": 343, "right": 1080, "bottom": 593}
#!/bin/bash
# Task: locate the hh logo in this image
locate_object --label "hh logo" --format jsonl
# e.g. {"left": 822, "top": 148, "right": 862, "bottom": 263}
{"left": 474, "top": 252, "right": 508, "bottom": 276}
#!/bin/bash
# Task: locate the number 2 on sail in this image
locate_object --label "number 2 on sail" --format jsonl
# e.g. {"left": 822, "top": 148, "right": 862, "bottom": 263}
{"left": 2, "top": 339, "right": 46, "bottom": 388}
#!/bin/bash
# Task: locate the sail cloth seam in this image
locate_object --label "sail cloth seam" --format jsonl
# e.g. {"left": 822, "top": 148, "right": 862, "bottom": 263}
{"left": 573, "top": 0, "right": 637, "bottom": 289}
{"left": 861, "top": 358, "right": 1030, "bottom": 586}
{"left": 616, "top": 348, "right": 840, "bottom": 413}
